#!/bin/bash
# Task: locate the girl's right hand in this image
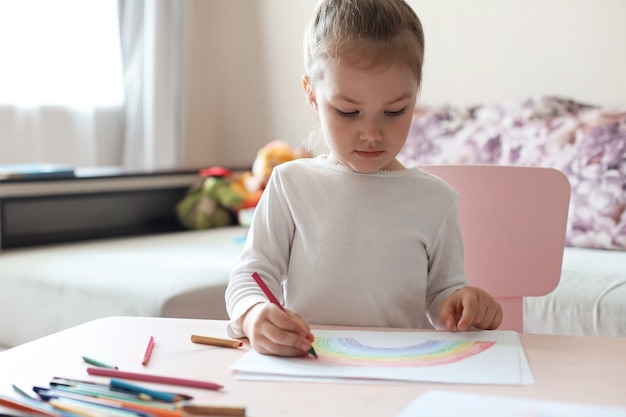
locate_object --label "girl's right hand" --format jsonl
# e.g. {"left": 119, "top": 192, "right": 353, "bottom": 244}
{"left": 241, "top": 302, "right": 315, "bottom": 356}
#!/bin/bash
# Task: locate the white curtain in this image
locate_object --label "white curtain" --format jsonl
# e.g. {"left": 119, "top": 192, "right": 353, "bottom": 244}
{"left": 118, "top": 0, "right": 188, "bottom": 170}
{"left": 0, "top": 0, "right": 125, "bottom": 167}
{"left": 0, "top": 0, "right": 188, "bottom": 170}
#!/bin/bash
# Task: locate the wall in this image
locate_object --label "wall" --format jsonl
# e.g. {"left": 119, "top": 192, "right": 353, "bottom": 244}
{"left": 182, "top": 0, "right": 626, "bottom": 168}
{"left": 414, "top": 0, "right": 626, "bottom": 107}
{"left": 181, "top": 0, "right": 317, "bottom": 169}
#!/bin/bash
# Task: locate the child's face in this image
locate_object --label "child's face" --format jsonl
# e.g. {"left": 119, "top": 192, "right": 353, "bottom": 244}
{"left": 305, "top": 58, "right": 418, "bottom": 173}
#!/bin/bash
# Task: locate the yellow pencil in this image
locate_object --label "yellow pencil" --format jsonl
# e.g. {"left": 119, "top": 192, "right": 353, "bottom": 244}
{"left": 190, "top": 335, "right": 242, "bottom": 349}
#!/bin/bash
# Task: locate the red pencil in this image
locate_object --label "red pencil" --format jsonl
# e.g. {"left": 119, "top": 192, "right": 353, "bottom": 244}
{"left": 251, "top": 272, "right": 284, "bottom": 308}
{"left": 251, "top": 272, "right": 318, "bottom": 359}
{"left": 141, "top": 336, "right": 155, "bottom": 366}
{"left": 86, "top": 367, "right": 223, "bottom": 391}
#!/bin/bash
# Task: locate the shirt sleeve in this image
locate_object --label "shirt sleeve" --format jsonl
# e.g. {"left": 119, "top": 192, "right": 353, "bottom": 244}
{"left": 424, "top": 193, "right": 469, "bottom": 329}
{"left": 224, "top": 169, "right": 295, "bottom": 338}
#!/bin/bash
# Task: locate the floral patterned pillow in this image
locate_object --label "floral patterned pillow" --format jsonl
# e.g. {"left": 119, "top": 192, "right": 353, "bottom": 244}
{"left": 399, "top": 96, "right": 626, "bottom": 250}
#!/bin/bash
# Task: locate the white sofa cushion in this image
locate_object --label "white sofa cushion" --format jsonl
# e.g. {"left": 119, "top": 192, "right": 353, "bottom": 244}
{"left": 524, "top": 247, "right": 626, "bottom": 337}
{"left": 0, "top": 226, "right": 247, "bottom": 347}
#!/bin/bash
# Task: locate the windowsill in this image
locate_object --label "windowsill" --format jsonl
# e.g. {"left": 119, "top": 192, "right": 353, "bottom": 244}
{"left": 0, "top": 168, "right": 201, "bottom": 198}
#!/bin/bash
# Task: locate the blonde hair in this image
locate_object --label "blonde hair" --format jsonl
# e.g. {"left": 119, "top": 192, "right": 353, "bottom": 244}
{"left": 301, "top": 0, "right": 425, "bottom": 154}
{"left": 303, "top": 0, "right": 425, "bottom": 87}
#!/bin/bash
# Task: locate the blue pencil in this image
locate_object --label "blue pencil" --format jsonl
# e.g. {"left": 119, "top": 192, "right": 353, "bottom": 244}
{"left": 110, "top": 379, "right": 181, "bottom": 403}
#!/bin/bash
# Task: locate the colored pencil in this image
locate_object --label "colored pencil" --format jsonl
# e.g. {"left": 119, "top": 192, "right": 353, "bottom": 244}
{"left": 0, "top": 413, "right": 41, "bottom": 417}
{"left": 36, "top": 389, "right": 181, "bottom": 417}
{"left": 51, "top": 377, "right": 192, "bottom": 402}
{"left": 48, "top": 397, "right": 145, "bottom": 417}
{"left": 6, "top": 382, "right": 239, "bottom": 417}
{"left": 11, "top": 384, "right": 38, "bottom": 400}
{"left": 52, "top": 376, "right": 110, "bottom": 388}
{"left": 52, "top": 377, "right": 149, "bottom": 399}
{"left": 36, "top": 387, "right": 245, "bottom": 417}
{"left": 0, "top": 393, "right": 62, "bottom": 417}
{"left": 86, "top": 367, "right": 223, "bottom": 391}
{"left": 182, "top": 403, "right": 246, "bottom": 416}
{"left": 141, "top": 336, "right": 155, "bottom": 366}
{"left": 251, "top": 272, "right": 318, "bottom": 359}
{"left": 48, "top": 384, "right": 154, "bottom": 403}
{"left": 82, "top": 355, "right": 118, "bottom": 369}
{"left": 110, "top": 379, "right": 180, "bottom": 403}
{"left": 190, "top": 335, "right": 242, "bottom": 349}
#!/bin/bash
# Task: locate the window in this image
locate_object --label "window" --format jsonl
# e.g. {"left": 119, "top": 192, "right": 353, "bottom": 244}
{"left": 0, "top": 0, "right": 124, "bottom": 106}
{"left": 0, "top": 0, "right": 185, "bottom": 170}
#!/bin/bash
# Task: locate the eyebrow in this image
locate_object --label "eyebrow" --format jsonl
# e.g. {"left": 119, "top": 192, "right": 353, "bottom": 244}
{"left": 334, "top": 92, "right": 414, "bottom": 106}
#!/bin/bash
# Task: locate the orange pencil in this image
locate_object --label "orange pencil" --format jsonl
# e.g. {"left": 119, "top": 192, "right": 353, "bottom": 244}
{"left": 0, "top": 394, "right": 60, "bottom": 417}
{"left": 141, "top": 336, "right": 155, "bottom": 366}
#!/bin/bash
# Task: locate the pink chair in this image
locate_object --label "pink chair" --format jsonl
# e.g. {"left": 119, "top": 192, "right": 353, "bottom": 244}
{"left": 421, "top": 165, "right": 571, "bottom": 332}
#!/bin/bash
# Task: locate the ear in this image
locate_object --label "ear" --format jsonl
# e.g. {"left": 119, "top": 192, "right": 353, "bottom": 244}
{"left": 302, "top": 75, "right": 318, "bottom": 110}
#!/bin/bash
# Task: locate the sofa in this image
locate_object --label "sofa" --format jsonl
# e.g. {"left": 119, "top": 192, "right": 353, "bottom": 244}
{"left": 1, "top": 96, "right": 624, "bottom": 350}
{"left": 0, "top": 226, "right": 248, "bottom": 349}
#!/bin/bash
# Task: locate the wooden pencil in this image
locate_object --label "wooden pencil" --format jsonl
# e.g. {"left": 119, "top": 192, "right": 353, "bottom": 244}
{"left": 190, "top": 335, "right": 242, "bottom": 349}
{"left": 183, "top": 403, "right": 246, "bottom": 416}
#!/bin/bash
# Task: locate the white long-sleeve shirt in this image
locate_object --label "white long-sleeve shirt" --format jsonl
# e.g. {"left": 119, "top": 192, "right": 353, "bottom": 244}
{"left": 225, "top": 155, "right": 468, "bottom": 338}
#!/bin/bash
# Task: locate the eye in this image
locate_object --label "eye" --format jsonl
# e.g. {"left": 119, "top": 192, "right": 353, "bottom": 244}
{"left": 385, "top": 108, "right": 407, "bottom": 117}
{"left": 336, "top": 109, "right": 359, "bottom": 118}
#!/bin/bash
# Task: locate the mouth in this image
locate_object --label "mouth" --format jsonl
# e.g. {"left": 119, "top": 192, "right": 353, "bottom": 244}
{"left": 355, "top": 150, "right": 384, "bottom": 159}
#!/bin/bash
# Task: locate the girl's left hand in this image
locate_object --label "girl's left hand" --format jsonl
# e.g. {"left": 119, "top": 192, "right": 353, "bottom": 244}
{"left": 439, "top": 286, "right": 503, "bottom": 331}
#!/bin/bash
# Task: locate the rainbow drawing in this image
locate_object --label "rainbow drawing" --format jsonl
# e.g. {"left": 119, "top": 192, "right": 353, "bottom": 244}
{"left": 312, "top": 337, "right": 495, "bottom": 367}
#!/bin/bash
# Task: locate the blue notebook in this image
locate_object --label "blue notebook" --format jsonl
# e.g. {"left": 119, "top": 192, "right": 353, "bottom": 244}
{"left": 0, "top": 163, "right": 75, "bottom": 180}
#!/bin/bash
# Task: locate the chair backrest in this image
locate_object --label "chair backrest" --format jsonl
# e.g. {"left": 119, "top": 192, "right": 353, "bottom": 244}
{"left": 421, "top": 165, "right": 571, "bottom": 332}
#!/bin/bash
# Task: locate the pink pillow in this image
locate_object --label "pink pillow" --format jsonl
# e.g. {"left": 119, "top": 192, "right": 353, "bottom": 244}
{"left": 399, "top": 96, "right": 626, "bottom": 250}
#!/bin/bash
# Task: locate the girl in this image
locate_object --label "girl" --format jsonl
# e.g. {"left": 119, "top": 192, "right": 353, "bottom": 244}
{"left": 225, "top": 0, "right": 502, "bottom": 357}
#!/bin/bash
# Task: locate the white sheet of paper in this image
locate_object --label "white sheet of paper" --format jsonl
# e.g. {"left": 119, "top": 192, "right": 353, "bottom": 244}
{"left": 396, "top": 390, "right": 626, "bottom": 417}
{"left": 231, "top": 330, "right": 534, "bottom": 385}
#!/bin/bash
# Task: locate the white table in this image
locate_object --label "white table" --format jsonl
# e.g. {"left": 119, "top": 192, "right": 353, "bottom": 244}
{"left": 1, "top": 316, "right": 624, "bottom": 416}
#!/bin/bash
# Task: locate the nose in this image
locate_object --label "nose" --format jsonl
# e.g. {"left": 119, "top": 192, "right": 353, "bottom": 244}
{"left": 359, "top": 118, "right": 383, "bottom": 142}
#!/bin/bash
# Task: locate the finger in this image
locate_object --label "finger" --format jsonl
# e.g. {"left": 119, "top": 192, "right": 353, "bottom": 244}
{"left": 484, "top": 302, "right": 503, "bottom": 329}
{"left": 257, "top": 321, "right": 313, "bottom": 356}
{"left": 254, "top": 333, "right": 312, "bottom": 357}
{"left": 253, "top": 336, "right": 310, "bottom": 356}
{"left": 266, "top": 305, "right": 314, "bottom": 342}
{"left": 480, "top": 304, "right": 503, "bottom": 330}
{"left": 456, "top": 293, "right": 478, "bottom": 331}
{"left": 438, "top": 298, "right": 460, "bottom": 330}
{"left": 469, "top": 301, "right": 487, "bottom": 328}
{"left": 492, "top": 307, "right": 503, "bottom": 329}
{"left": 473, "top": 307, "right": 495, "bottom": 330}
{"left": 286, "top": 311, "right": 316, "bottom": 342}
{"left": 243, "top": 303, "right": 310, "bottom": 356}
{"left": 261, "top": 306, "right": 314, "bottom": 355}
